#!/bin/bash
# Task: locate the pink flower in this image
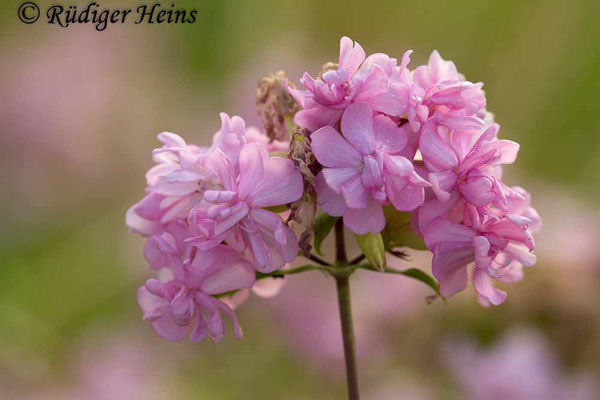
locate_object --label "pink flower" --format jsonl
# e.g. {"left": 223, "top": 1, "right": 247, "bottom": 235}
{"left": 125, "top": 113, "right": 287, "bottom": 238}
{"left": 187, "top": 143, "right": 304, "bottom": 272}
{"left": 137, "top": 245, "right": 255, "bottom": 342}
{"left": 419, "top": 121, "right": 521, "bottom": 214}
{"left": 408, "top": 50, "right": 486, "bottom": 133}
{"left": 424, "top": 203, "right": 536, "bottom": 306}
{"left": 125, "top": 132, "right": 208, "bottom": 236}
{"left": 288, "top": 37, "right": 409, "bottom": 132}
{"left": 312, "top": 102, "right": 429, "bottom": 234}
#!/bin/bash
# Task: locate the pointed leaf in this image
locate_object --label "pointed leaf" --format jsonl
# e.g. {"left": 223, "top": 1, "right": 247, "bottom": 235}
{"left": 398, "top": 268, "right": 441, "bottom": 297}
{"left": 355, "top": 232, "right": 386, "bottom": 271}
{"left": 313, "top": 213, "right": 338, "bottom": 255}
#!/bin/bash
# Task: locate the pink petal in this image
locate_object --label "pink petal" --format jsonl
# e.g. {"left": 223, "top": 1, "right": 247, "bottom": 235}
{"left": 138, "top": 287, "right": 188, "bottom": 341}
{"left": 201, "top": 258, "right": 255, "bottom": 295}
{"left": 237, "top": 143, "right": 267, "bottom": 199}
{"left": 311, "top": 126, "right": 363, "bottom": 167}
{"left": 343, "top": 196, "right": 385, "bottom": 234}
{"left": 502, "top": 242, "right": 537, "bottom": 267}
{"left": 315, "top": 171, "right": 347, "bottom": 217}
{"left": 473, "top": 268, "right": 507, "bottom": 306}
{"left": 125, "top": 205, "right": 161, "bottom": 237}
{"left": 428, "top": 170, "right": 458, "bottom": 202}
{"left": 388, "top": 182, "right": 425, "bottom": 211}
{"left": 340, "top": 172, "right": 369, "bottom": 209}
{"left": 424, "top": 218, "right": 476, "bottom": 249}
{"left": 341, "top": 102, "right": 376, "bottom": 155}
{"left": 204, "top": 150, "right": 237, "bottom": 191}
{"left": 338, "top": 36, "right": 365, "bottom": 76}
{"left": 354, "top": 65, "right": 389, "bottom": 101}
{"left": 491, "top": 140, "right": 520, "bottom": 164}
{"left": 361, "top": 155, "right": 383, "bottom": 189}
{"left": 431, "top": 241, "right": 475, "bottom": 282}
{"left": 438, "top": 265, "right": 468, "bottom": 298}
{"left": 373, "top": 114, "right": 407, "bottom": 153}
{"left": 294, "top": 107, "right": 343, "bottom": 132}
{"left": 157, "top": 131, "right": 186, "bottom": 147}
{"left": 322, "top": 167, "right": 362, "bottom": 194}
{"left": 366, "top": 82, "right": 409, "bottom": 116}
{"left": 419, "top": 121, "right": 459, "bottom": 172}
{"left": 472, "top": 236, "right": 492, "bottom": 269}
{"left": 459, "top": 173, "right": 495, "bottom": 206}
{"left": 415, "top": 194, "right": 460, "bottom": 234}
{"left": 248, "top": 157, "right": 304, "bottom": 208}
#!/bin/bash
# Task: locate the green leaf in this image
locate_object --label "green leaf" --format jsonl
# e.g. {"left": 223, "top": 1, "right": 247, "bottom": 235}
{"left": 313, "top": 213, "right": 338, "bottom": 255}
{"left": 398, "top": 268, "right": 441, "bottom": 297}
{"left": 382, "top": 205, "right": 427, "bottom": 250}
{"left": 355, "top": 232, "right": 386, "bottom": 271}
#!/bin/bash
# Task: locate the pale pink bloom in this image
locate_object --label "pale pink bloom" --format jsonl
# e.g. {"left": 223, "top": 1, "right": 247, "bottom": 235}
{"left": 188, "top": 143, "right": 303, "bottom": 272}
{"left": 138, "top": 245, "right": 255, "bottom": 342}
{"left": 424, "top": 204, "right": 536, "bottom": 306}
{"left": 125, "top": 114, "right": 283, "bottom": 237}
{"left": 288, "top": 37, "right": 409, "bottom": 132}
{"left": 414, "top": 122, "right": 523, "bottom": 235}
{"left": 125, "top": 132, "right": 208, "bottom": 236}
{"left": 312, "top": 102, "right": 429, "bottom": 234}
{"left": 408, "top": 50, "right": 486, "bottom": 133}
{"left": 420, "top": 122, "right": 520, "bottom": 210}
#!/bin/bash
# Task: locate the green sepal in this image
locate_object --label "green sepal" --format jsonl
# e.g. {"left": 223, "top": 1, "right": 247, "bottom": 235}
{"left": 355, "top": 232, "right": 386, "bottom": 271}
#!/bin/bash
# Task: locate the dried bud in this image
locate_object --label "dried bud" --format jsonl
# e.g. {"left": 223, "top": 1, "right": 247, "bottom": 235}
{"left": 287, "top": 126, "right": 318, "bottom": 185}
{"left": 286, "top": 127, "right": 318, "bottom": 254}
{"left": 256, "top": 71, "right": 299, "bottom": 142}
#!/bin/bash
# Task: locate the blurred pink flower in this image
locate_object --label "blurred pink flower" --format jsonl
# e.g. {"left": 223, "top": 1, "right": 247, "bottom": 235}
{"left": 28, "top": 336, "right": 175, "bottom": 400}
{"left": 444, "top": 329, "right": 599, "bottom": 400}
{"left": 268, "top": 254, "right": 429, "bottom": 370}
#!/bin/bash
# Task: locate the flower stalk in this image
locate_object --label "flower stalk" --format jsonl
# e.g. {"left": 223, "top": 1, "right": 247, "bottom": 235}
{"left": 334, "top": 219, "right": 360, "bottom": 400}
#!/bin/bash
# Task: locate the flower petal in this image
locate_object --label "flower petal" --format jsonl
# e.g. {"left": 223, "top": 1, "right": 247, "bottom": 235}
{"left": 311, "top": 126, "right": 362, "bottom": 167}
{"left": 343, "top": 196, "right": 385, "bottom": 234}
{"left": 341, "top": 102, "right": 376, "bottom": 155}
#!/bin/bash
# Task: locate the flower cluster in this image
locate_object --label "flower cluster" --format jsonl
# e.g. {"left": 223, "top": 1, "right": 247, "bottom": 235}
{"left": 289, "top": 37, "right": 540, "bottom": 306}
{"left": 127, "top": 114, "right": 303, "bottom": 341}
{"left": 127, "top": 36, "right": 541, "bottom": 343}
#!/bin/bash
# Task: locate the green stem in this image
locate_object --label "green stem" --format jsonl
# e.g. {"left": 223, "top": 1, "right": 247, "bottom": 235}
{"left": 334, "top": 220, "right": 360, "bottom": 400}
{"left": 255, "top": 264, "right": 327, "bottom": 280}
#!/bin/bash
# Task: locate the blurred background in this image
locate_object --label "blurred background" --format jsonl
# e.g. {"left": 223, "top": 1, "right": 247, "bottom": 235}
{"left": 1, "top": 0, "right": 599, "bottom": 399}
